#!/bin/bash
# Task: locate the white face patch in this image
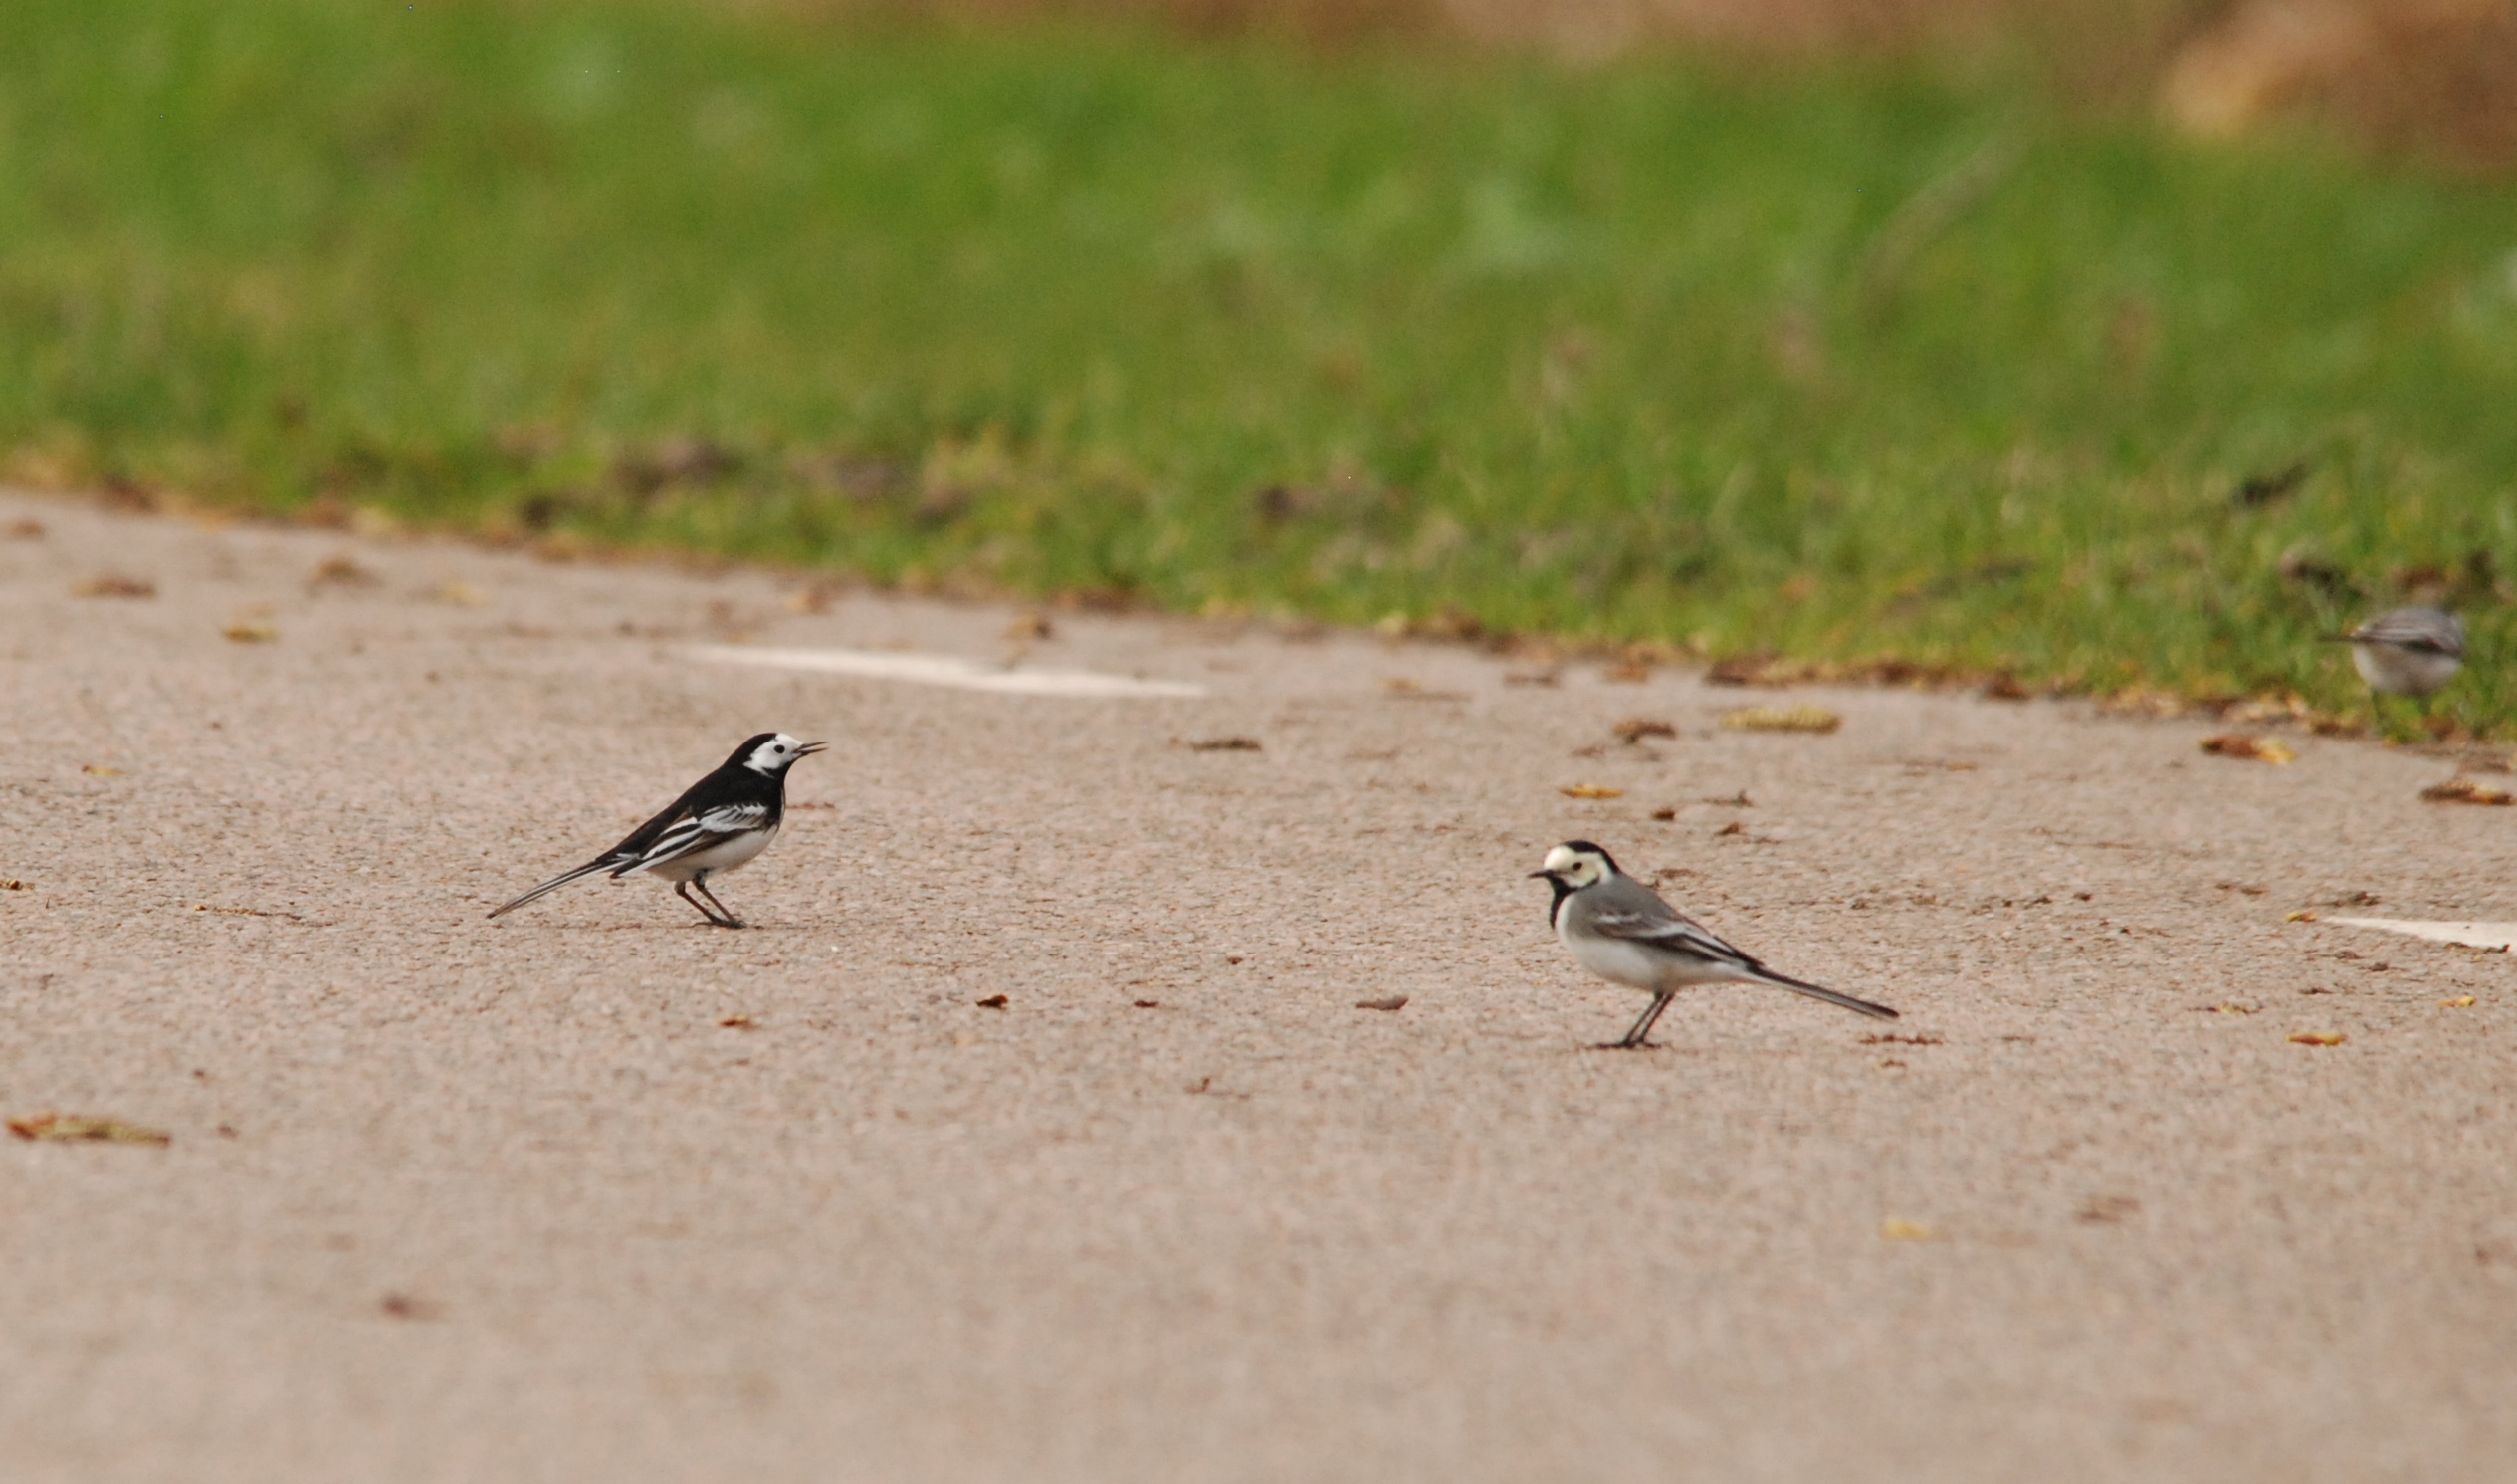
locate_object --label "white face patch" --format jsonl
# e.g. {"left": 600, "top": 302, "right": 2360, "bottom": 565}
{"left": 743, "top": 733, "right": 806, "bottom": 774}
{"left": 1543, "top": 845, "right": 1607, "bottom": 888}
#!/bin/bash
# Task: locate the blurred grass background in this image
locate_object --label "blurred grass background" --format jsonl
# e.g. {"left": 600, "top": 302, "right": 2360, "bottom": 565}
{"left": 5, "top": 0, "right": 2517, "bottom": 728}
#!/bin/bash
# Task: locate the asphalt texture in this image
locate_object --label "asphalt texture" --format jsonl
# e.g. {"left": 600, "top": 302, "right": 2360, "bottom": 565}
{"left": 3, "top": 492, "right": 2513, "bottom": 1482}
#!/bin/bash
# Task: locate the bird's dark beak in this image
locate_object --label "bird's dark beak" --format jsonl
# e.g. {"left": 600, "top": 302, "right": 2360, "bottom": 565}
{"left": 1528, "top": 870, "right": 1556, "bottom": 881}
{"left": 796, "top": 741, "right": 829, "bottom": 756}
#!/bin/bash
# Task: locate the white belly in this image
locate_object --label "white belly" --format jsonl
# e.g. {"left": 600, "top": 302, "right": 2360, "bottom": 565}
{"left": 640, "top": 824, "right": 775, "bottom": 883}
{"left": 1562, "top": 926, "right": 1747, "bottom": 993}
{"left": 2352, "top": 643, "right": 2460, "bottom": 697}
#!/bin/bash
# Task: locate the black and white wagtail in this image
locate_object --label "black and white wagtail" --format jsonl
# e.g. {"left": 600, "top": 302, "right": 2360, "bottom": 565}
{"left": 1531, "top": 840, "right": 1896, "bottom": 1048}
{"left": 2325, "top": 605, "right": 2464, "bottom": 698}
{"left": 488, "top": 732, "right": 826, "bottom": 929}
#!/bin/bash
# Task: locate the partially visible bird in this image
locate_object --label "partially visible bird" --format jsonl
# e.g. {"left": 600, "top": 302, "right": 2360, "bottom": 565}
{"left": 2329, "top": 606, "right": 2464, "bottom": 698}
{"left": 488, "top": 732, "right": 825, "bottom": 928}
{"left": 1530, "top": 840, "right": 1896, "bottom": 1048}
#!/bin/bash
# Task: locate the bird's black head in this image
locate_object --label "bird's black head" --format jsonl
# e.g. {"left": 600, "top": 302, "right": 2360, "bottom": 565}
{"left": 726, "top": 732, "right": 828, "bottom": 775}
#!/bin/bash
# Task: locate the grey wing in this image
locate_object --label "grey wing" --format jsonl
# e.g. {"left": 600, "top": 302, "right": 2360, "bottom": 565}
{"left": 2354, "top": 607, "right": 2464, "bottom": 656}
{"left": 614, "top": 801, "right": 772, "bottom": 874}
{"left": 1576, "top": 888, "right": 1761, "bottom": 973}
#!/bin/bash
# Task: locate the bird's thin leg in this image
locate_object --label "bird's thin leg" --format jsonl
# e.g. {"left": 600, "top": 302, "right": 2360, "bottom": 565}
{"left": 1611, "top": 992, "right": 1675, "bottom": 1049}
{"left": 690, "top": 874, "right": 745, "bottom": 929}
{"left": 675, "top": 879, "right": 735, "bottom": 929}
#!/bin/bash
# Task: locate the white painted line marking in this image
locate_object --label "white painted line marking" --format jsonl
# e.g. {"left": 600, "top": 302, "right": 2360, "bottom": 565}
{"left": 687, "top": 644, "right": 1207, "bottom": 699}
{"left": 2328, "top": 917, "right": 2517, "bottom": 951}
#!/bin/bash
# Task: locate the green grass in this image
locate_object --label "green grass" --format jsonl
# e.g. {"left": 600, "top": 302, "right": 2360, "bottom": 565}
{"left": 8, "top": 1, "right": 2517, "bottom": 729}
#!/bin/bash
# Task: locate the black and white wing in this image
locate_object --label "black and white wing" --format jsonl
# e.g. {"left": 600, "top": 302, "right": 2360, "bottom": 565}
{"left": 2350, "top": 606, "right": 2463, "bottom": 657}
{"left": 612, "top": 800, "right": 773, "bottom": 875}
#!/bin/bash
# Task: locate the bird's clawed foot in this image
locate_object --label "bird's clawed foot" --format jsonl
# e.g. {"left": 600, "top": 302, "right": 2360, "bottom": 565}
{"left": 676, "top": 881, "right": 746, "bottom": 930}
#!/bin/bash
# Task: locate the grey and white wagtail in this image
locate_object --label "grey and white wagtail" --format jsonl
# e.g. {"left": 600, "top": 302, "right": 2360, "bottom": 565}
{"left": 2326, "top": 605, "right": 2464, "bottom": 698}
{"left": 488, "top": 732, "right": 825, "bottom": 928}
{"left": 1531, "top": 840, "right": 1896, "bottom": 1048}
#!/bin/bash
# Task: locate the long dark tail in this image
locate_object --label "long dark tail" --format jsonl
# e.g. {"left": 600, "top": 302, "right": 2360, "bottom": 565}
{"left": 486, "top": 858, "right": 615, "bottom": 920}
{"left": 1749, "top": 966, "right": 1899, "bottom": 1020}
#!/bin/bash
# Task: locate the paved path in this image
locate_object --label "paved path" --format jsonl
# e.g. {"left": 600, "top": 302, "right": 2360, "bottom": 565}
{"left": 3, "top": 492, "right": 2513, "bottom": 1482}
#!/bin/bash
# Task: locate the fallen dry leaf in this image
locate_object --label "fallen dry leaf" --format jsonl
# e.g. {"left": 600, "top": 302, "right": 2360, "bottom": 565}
{"left": 0, "top": 879, "right": 28, "bottom": 891}
{"left": 1879, "top": 1219, "right": 1937, "bottom": 1241}
{"left": 2209, "top": 1003, "right": 2258, "bottom": 1016}
{"left": 7, "top": 1113, "right": 170, "bottom": 1146}
{"left": 1858, "top": 1033, "right": 1943, "bottom": 1045}
{"left": 2421, "top": 778, "right": 2515, "bottom": 806}
{"left": 2441, "top": 995, "right": 2477, "bottom": 1008}
{"left": 221, "top": 619, "right": 279, "bottom": 643}
{"left": 1355, "top": 995, "right": 1409, "bottom": 1012}
{"left": 1613, "top": 717, "right": 1677, "bottom": 744}
{"left": 2285, "top": 910, "right": 2318, "bottom": 923}
{"left": 74, "top": 573, "right": 155, "bottom": 599}
{"left": 379, "top": 1293, "right": 445, "bottom": 1321}
{"left": 1649, "top": 806, "right": 1678, "bottom": 821}
{"left": 2288, "top": 1030, "right": 2347, "bottom": 1046}
{"left": 974, "top": 994, "right": 1008, "bottom": 1009}
{"left": 80, "top": 763, "right": 122, "bottom": 776}
{"left": 719, "top": 1014, "right": 756, "bottom": 1029}
{"left": 1721, "top": 704, "right": 1841, "bottom": 734}
{"left": 2200, "top": 734, "right": 2294, "bottom": 763}
{"left": 2077, "top": 1195, "right": 2142, "bottom": 1225}
{"left": 1132, "top": 999, "right": 1160, "bottom": 1009}
{"left": 307, "top": 555, "right": 379, "bottom": 588}
{"left": 1181, "top": 736, "right": 1262, "bottom": 752}
{"left": 1559, "top": 783, "right": 1624, "bottom": 799}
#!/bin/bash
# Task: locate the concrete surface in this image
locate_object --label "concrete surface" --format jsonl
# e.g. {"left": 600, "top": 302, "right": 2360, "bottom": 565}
{"left": 2, "top": 490, "right": 2513, "bottom": 1483}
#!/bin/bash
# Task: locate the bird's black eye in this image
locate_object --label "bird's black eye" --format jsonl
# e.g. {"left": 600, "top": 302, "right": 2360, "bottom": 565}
{"left": 774, "top": 744, "right": 786, "bottom": 752}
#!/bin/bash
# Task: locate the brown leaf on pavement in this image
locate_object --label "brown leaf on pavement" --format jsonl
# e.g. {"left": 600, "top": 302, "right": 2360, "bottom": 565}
{"left": 1613, "top": 717, "right": 1676, "bottom": 743}
{"left": 1559, "top": 783, "right": 1624, "bottom": 798}
{"left": 2421, "top": 778, "right": 2514, "bottom": 805}
{"left": 2200, "top": 734, "right": 2293, "bottom": 763}
{"left": 74, "top": 573, "right": 155, "bottom": 599}
{"left": 1355, "top": 995, "right": 1408, "bottom": 1011}
{"left": 2288, "top": 1030, "right": 2347, "bottom": 1046}
{"left": 1721, "top": 705, "right": 1840, "bottom": 734}
{"left": 8, "top": 1113, "right": 171, "bottom": 1146}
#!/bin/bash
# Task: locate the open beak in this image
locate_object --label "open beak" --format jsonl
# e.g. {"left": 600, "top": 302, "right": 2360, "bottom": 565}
{"left": 796, "top": 740, "right": 830, "bottom": 756}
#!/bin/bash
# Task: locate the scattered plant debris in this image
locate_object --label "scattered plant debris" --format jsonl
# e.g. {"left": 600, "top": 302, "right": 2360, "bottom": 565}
{"left": 7, "top": 1113, "right": 170, "bottom": 1146}
{"left": 81, "top": 763, "right": 123, "bottom": 776}
{"left": 222, "top": 618, "right": 279, "bottom": 643}
{"left": 1004, "top": 612, "right": 1053, "bottom": 642}
{"left": 719, "top": 1014, "right": 756, "bottom": 1029}
{"left": 2203, "top": 1002, "right": 2259, "bottom": 1015}
{"left": 379, "top": 1293, "right": 445, "bottom": 1321}
{"left": 1703, "top": 791, "right": 1753, "bottom": 807}
{"left": 1355, "top": 995, "right": 1408, "bottom": 1011}
{"left": 1715, "top": 821, "right": 1745, "bottom": 837}
{"left": 1381, "top": 677, "right": 1467, "bottom": 701}
{"left": 2077, "top": 1195, "right": 2144, "bottom": 1224}
{"left": 1858, "top": 1033, "right": 1943, "bottom": 1045}
{"left": 974, "top": 994, "right": 1008, "bottom": 1009}
{"left": 74, "top": 573, "right": 155, "bottom": 599}
{"left": 1503, "top": 669, "right": 1561, "bottom": 687}
{"left": 2441, "top": 996, "right": 2477, "bottom": 1007}
{"left": 0, "top": 879, "right": 28, "bottom": 891}
{"left": 1613, "top": 717, "right": 1676, "bottom": 743}
{"left": 2200, "top": 734, "right": 2293, "bottom": 763}
{"left": 1180, "top": 736, "right": 1262, "bottom": 752}
{"left": 2216, "top": 881, "right": 2266, "bottom": 896}
{"left": 1878, "top": 1219, "right": 1937, "bottom": 1241}
{"left": 1648, "top": 806, "right": 1678, "bottom": 820}
{"left": 1559, "top": 783, "right": 1623, "bottom": 798}
{"left": 2422, "top": 778, "right": 2514, "bottom": 805}
{"left": 433, "top": 580, "right": 488, "bottom": 607}
{"left": 1980, "top": 672, "right": 2030, "bottom": 700}
{"left": 6, "top": 519, "right": 46, "bottom": 539}
{"left": 1133, "top": 999, "right": 1160, "bottom": 1008}
{"left": 2288, "top": 1030, "right": 2347, "bottom": 1046}
{"left": 1600, "top": 661, "right": 1652, "bottom": 683}
{"left": 1721, "top": 704, "right": 1840, "bottom": 734}
{"left": 307, "top": 555, "right": 379, "bottom": 588}
{"left": 2233, "top": 461, "right": 2310, "bottom": 508}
